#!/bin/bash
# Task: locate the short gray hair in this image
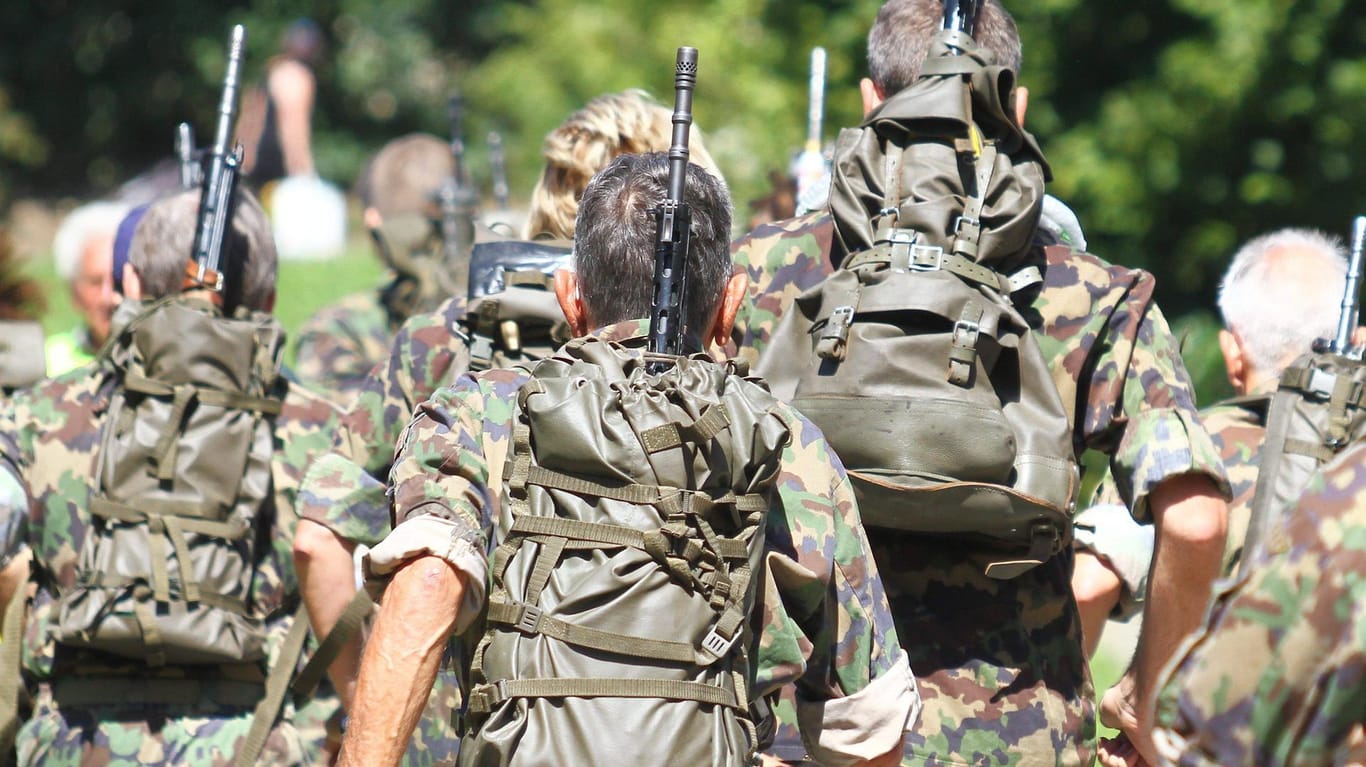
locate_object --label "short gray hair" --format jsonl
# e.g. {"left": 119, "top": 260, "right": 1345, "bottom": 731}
{"left": 1218, "top": 228, "right": 1347, "bottom": 376}
{"left": 52, "top": 201, "right": 129, "bottom": 282}
{"left": 572, "top": 153, "right": 732, "bottom": 337}
{"left": 129, "top": 189, "right": 277, "bottom": 311}
{"left": 868, "top": 0, "right": 1023, "bottom": 96}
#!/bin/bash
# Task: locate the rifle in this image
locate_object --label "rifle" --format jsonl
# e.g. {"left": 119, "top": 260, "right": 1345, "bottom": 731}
{"left": 435, "top": 92, "right": 478, "bottom": 289}
{"left": 488, "top": 131, "right": 510, "bottom": 211}
{"left": 183, "top": 24, "right": 247, "bottom": 309}
{"left": 943, "top": 0, "right": 981, "bottom": 37}
{"left": 175, "top": 122, "right": 201, "bottom": 190}
{"left": 793, "top": 47, "right": 828, "bottom": 215}
{"left": 646, "top": 46, "right": 698, "bottom": 374}
{"left": 1326, "top": 216, "right": 1366, "bottom": 357}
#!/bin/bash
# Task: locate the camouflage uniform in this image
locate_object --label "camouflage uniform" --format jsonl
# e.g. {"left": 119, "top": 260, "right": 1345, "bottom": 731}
{"left": 0, "top": 359, "right": 343, "bottom": 767}
{"left": 1152, "top": 439, "right": 1366, "bottom": 766}
{"left": 368, "top": 320, "right": 918, "bottom": 765}
{"left": 296, "top": 295, "right": 471, "bottom": 765}
{"left": 732, "top": 212, "right": 1229, "bottom": 767}
{"left": 291, "top": 290, "right": 395, "bottom": 398}
{"left": 1077, "top": 395, "right": 1266, "bottom": 619}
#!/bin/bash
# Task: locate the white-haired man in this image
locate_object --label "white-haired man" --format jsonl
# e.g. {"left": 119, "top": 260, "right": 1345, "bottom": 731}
{"left": 1073, "top": 227, "right": 1349, "bottom": 656}
{"left": 46, "top": 201, "right": 129, "bottom": 374}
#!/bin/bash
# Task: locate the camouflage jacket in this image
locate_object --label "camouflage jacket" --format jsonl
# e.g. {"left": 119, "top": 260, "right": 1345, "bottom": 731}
{"left": 291, "top": 290, "right": 396, "bottom": 398}
{"left": 1153, "top": 439, "right": 1366, "bottom": 766}
{"left": 731, "top": 212, "right": 1229, "bottom": 767}
{"left": 1079, "top": 395, "right": 1266, "bottom": 619}
{"left": 373, "top": 320, "right": 918, "bottom": 765}
{"left": 0, "top": 358, "right": 342, "bottom": 761}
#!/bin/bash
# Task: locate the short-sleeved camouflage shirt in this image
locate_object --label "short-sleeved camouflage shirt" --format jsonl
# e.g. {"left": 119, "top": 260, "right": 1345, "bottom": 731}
{"left": 383, "top": 320, "right": 917, "bottom": 764}
{"left": 0, "top": 358, "right": 342, "bottom": 767}
{"left": 731, "top": 212, "right": 1229, "bottom": 767}
{"left": 1153, "top": 439, "right": 1366, "bottom": 766}
{"left": 291, "top": 290, "right": 395, "bottom": 398}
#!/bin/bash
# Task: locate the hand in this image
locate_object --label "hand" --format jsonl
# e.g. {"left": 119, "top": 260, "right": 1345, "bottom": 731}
{"left": 1100, "top": 673, "right": 1159, "bottom": 766}
{"left": 759, "top": 757, "right": 790, "bottom": 767}
{"left": 1096, "top": 733, "right": 1148, "bottom": 767}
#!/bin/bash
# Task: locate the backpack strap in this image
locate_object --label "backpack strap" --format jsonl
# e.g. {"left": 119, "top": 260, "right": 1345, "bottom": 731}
{"left": 234, "top": 604, "right": 311, "bottom": 767}
{"left": 466, "top": 676, "right": 742, "bottom": 716}
{"left": 0, "top": 572, "right": 33, "bottom": 760}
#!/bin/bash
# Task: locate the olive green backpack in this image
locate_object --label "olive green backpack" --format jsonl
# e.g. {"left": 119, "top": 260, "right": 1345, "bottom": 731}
{"left": 1240, "top": 350, "right": 1366, "bottom": 571}
{"left": 460, "top": 239, "right": 573, "bottom": 372}
{"left": 461, "top": 337, "right": 790, "bottom": 766}
{"left": 756, "top": 27, "right": 1077, "bottom": 577}
{"left": 55, "top": 296, "right": 285, "bottom": 666}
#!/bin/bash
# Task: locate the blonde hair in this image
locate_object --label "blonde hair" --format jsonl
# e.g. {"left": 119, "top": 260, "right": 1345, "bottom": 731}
{"left": 524, "top": 89, "right": 722, "bottom": 240}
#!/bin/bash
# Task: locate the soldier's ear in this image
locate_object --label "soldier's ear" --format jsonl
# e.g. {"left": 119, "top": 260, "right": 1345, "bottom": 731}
{"left": 1014, "top": 86, "right": 1029, "bottom": 127}
{"left": 1219, "top": 328, "right": 1248, "bottom": 394}
{"left": 122, "top": 264, "right": 143, "bottom": 301}
{"left": 554, "top": 269, "right": 590, "bottom": 336}
{"left": 708, "top": 270, "right": 750, "bottom": 348}
{"left": 860, "top": 78, "right": 884, "bottom": 117}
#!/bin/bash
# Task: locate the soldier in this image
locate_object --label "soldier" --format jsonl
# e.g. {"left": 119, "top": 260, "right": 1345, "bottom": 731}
{"left": 46, "top": 201, "right": 128, "bottom": 376}
{"left": 0, "top": 229, "right": 46, "bottom": 394}
{"left": 733, "top": 2, "right": 1229, "bottom": 765}
{"left": 337, "top": 151, "right": 915, "bottom": 767}
{"left": 0, "top": 189, "right": 342, "bottom": 766}
{"left": 292, "top": 133, "right": 456, "bottom": 396}
{"left": 1150, "top": 437, "right": 1366, "bottom": 766}
{"left": 1072, "top": 228, "right": 1349, "bottom": 656}
{"left": 291, "top": 92, "right": 726, "bottom": 761}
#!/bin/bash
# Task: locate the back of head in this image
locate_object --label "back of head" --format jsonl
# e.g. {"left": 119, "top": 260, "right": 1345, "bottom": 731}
{"left": 129, "top": 189, "right": 277, "bottom": 311}
{"left": 868, "top": 0, "right": 1022, "bottom": 95}
{"left": 282, "top": 18, "right": 323, "bottom": 64}
{"left": 358, "top": 133, "right": 455, "bottom": 220}
{"left": 573, "top": 152, "right": 731, "bottom": 336}
{"left": 525, "top": 90, "right": 722, "bottom": 240}
{"left": 53, "top": 201, "right": 130, "bottom": 283}
{"left": 1218, "top": 228, "right": 1347, "bottom": 376}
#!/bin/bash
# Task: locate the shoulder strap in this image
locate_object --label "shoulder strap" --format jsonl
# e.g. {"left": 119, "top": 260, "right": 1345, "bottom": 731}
{"left": 0, "top": 571, "right": 34, "bottom": 760}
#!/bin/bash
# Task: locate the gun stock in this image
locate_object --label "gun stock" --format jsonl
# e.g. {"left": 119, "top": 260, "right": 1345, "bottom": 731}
{"left": 184, "top": 24, "right": 246, "bottom": 306}
{"left": 646, "top": 46, "right": 698, "bottom": 373}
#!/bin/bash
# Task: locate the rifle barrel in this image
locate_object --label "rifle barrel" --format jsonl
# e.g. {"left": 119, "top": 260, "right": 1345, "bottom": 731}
{"left": 1335, "top": 215, "right": 1366, "bottom": 353}
{"left": 667, "top": 47, "right": 697, "bottom": 202}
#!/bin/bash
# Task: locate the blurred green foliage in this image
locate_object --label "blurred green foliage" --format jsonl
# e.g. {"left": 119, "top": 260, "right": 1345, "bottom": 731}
{"left": 1, "top": 0, "right": 1361, "bottom": 359}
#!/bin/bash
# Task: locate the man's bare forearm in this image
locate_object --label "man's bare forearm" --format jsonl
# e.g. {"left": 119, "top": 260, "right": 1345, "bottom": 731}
{"left": 1134, "top": 473, "right": 1228, "bottom": 750}
{"left": 337, "top": 555, "right": 465, "bottom": 767}
{"left": 294, "top": 519, "right": 363, "bottom": 710}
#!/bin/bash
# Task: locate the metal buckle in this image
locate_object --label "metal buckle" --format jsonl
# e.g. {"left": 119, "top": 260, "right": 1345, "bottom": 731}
{"left": 952, "top": 317, "right": 980, "bottom": 345}
{"left": 1305, "top": 368, "right": 1336, "bottom": 400}
{"left": 700, "top": 627, "right": 738, "bottom": 659}
{"left": 515, "top": 605, "right": 543, "bottom": 634}
{"left": 953, "top": 214, "right": 980, "bottom": 236}
{"left": 908, "top": 244, "right": 944, "bottom": 272}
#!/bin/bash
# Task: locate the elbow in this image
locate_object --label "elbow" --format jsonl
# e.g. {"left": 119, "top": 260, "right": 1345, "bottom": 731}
{"left": 293, "top": 517, "right": 349, "bottom": 568}
{"left": 1151, "top": 476, "right": 1228, "bottom": 549}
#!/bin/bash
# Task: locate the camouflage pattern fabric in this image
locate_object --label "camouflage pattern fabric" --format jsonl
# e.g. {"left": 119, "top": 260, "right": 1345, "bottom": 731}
{"left": 1153, "top": 439, "right": 1366, "bottom": 767}
{"left": 384, "top": 320, "right": 917, "bottom": 763}
{"left": 296, "top": 295, "right": 472, "bottom": 765}
{"left": 731, "top": 212, "right": 1229, "bottom": 767}
{"left": 291, "top": 290, "right": 395, "bottom": 398}
{"left": 0, "top": 361, "right": 343, "bottom": 767}
{"left": 1078, "top": 396, "right": 1266, "bottom": 618}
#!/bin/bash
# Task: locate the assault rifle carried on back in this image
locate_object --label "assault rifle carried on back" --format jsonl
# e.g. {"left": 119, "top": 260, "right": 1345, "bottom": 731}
{"left": 436, "top": 91, "right": 479, "bottom": 280}
{"left": 646, "top": 46, "right": 698, "bottom": 373}
{"left": 183, "top": 24, "right": 247, "bottom": 310}
{"left": 1241, "top": 215, "right": 1366, "bottom": 573}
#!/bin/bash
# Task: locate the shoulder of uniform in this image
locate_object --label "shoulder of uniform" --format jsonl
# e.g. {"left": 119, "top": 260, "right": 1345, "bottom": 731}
{"left": 279, "top": 379, "right": 344, "bottom": 426}
{"left": 732, "top": 211, "right": 832, "bottom": 253}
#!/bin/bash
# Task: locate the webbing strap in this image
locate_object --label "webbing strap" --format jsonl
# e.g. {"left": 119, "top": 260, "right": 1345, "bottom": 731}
{"left": 640, "top": 405, "right": 732, "bottom": 453}
{"left": 291, "top": 589, "right": 374, "bottom": 701}
{"left": 161, "top": 516, "right": 200, "bottom": 604}
{"left": 131, "top": 585, "right": 166, "bottom": 667}
{"left": 1283, "top": 437, "right": 1337, "bottom": 462}
{"left": 235, "top": 605, "right": 311, "bottom": 767}
{"left": 522, "top": 467, "right": 767, "bottom": 520}
{"left": 51, "top": 677, "right": 264, "bottom": 707}
{"left": 0, "top": 578, "right": 32, "bottom": 756}
{"left": 89, "top": 497, "right": 248, "bottom": 538}
{"left": 948, "top": 302, "right": 984, "bottom": 387}
{"left": 521, "top": 537, "right": 564, "bottom": 607}
{"left": 123, "top": 371, "right": 283, "bottom": 415}
{"left": 487, "top": 600, "right": 698, "bottom": 664}
{"left": 507, "top": 515, "right": 751, "bottom": 561}
{"left": 153, "top": 384, "right": 196, "bottom": 481}
{"left": 146, "top": 517, "right": 173, "bottom": 603}
{"left": 466, "top": 677, "right": 740, "bottom": 714}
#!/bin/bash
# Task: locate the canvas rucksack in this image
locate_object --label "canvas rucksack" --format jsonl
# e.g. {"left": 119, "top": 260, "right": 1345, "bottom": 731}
{"left": 1241, "top": 351, "right": 1366, "bottom": 569}
{"left": 54, "top": 296, "right": 285, "bottom": 666}
{"left": 756, "top": 26, "right": 1077, "bottom": 578}
{"left": 460, "top": 239, "right": 573, "bottom": 373}
{"left": 461, "top": 337, "right": 791, "bottom": 766}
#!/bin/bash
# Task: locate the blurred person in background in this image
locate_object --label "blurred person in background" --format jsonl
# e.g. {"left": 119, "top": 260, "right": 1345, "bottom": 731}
{"left": 46, "top": 201, "right": 128, "bottom": 375}
{"left": 240, "top": 18, "right": 323, "bottom": 190}
{"left": 0, "top": 228, "right": 46, "bottom": 393}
